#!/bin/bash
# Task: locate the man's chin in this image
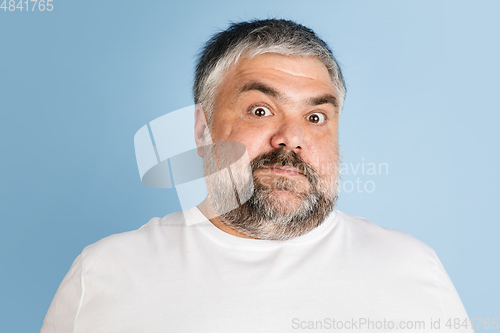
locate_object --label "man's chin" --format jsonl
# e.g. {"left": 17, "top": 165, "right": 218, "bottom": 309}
{"left": 268, "top": 189, "right": 303, "bottom": 202}
{"left": 256, "top": 189, "right": 310, "bottom": 215}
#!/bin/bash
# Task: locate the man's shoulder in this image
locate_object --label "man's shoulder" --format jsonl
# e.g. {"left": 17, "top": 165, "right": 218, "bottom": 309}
{"left": 81, "top": 210, "right": 188, "bottom": 258}
{"left": 335, "top": 210, "right": 437, "bottom": 260}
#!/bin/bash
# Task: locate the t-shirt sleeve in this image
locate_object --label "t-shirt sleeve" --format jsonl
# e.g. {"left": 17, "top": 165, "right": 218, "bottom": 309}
{"left": 40, "top": 253, "right": 84, "bottom": 333}
{"left": 433, "top": 251, "right": 474, "bottom": 332}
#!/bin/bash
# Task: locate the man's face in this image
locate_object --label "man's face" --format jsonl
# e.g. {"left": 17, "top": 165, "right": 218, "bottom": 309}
{"left": 201, "top": 53, "right": 341, "bottom": 239}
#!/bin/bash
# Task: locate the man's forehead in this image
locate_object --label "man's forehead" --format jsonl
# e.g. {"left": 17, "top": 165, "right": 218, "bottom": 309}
{"left": 229, "top": 53, "right": 332, "bottom": 82}
{"left": 238, "top": 80, "right": 339, "bottom": 109}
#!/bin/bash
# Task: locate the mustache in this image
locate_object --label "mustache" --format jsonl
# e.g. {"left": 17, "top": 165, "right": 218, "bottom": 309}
{"left": 249, "top": 148, "right": 319, "bottom": 184}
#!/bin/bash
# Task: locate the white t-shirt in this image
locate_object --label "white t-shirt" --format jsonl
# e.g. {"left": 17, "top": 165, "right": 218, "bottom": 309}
{"left": 41, "top": 208, "right": 472, "bottom": 332}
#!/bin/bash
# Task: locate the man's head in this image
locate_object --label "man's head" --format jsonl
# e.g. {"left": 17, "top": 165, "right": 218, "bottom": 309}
{"left": 194, "top": 19, "right": 346, "bottom": 125}
{"left": 194, "top": 19, "right": 345, "bottom": 240}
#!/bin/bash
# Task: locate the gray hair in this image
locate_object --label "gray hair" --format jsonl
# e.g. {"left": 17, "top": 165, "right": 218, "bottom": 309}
{"left": 194, "top": 19, "right": 346, "bottom": 125}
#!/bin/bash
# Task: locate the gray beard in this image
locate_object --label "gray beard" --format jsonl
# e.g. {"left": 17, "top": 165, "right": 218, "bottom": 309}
{"left": 204, "top": 143, "right": 340, "bottom": 240}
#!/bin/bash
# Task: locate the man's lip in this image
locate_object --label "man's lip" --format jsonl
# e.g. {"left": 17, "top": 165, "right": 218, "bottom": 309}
{"left": 259, "top": 165, "right": 303, "bottom": 176}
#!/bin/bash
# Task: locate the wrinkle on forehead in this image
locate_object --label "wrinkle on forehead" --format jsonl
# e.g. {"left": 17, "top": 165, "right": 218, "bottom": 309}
{"left": 213, "top": 53, "right": 340, "bottom": 117}
{"left": 230, "top": 53, "right": 332, "bottom": 82}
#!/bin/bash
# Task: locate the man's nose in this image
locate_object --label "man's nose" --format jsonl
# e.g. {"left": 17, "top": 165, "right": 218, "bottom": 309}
{"left": 270, "top": 118, "right": 305, "bottom": 152}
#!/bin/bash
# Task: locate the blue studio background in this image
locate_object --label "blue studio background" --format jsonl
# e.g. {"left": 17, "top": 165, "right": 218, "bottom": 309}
{"left": 1, "top": 0, "right": 499, "bottom": 331}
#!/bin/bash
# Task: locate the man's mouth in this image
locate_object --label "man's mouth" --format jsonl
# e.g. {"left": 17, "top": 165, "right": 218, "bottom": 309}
{"left": 259, "top": 165, "right": 304, "bottom": 177}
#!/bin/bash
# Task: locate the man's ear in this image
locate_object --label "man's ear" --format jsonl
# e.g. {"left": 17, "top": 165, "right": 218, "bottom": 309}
{"left": 194, "top": 104, "right": 211, "bottom": 157}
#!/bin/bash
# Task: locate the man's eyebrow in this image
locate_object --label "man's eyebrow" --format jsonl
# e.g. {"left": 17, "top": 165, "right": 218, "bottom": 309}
{"left": 240, "top": 81, "right": 338, "bottom": 108}
{"left": 307, "top": 94, "right": 338, "bottom": 108}
{"left": 239, "top": 81, "right": 285, "bottom": 101}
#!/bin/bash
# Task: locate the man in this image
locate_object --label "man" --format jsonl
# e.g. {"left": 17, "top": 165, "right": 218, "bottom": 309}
{"left": 42, "top": 19, "right": 472, "bottom": 332}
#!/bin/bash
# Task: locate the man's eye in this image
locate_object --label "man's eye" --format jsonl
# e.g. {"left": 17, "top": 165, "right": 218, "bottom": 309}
{"left": 251, "top": 106, "right": 272, "bottom": 117}
{"left": 307, "top": 113, "right": 326, "bottom": 124}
